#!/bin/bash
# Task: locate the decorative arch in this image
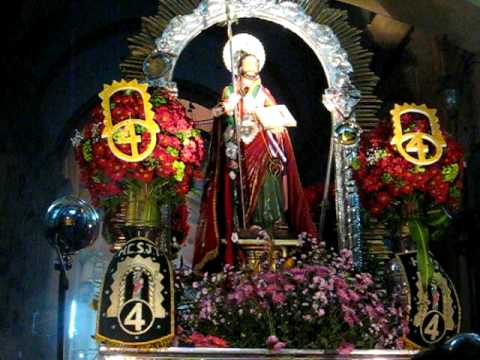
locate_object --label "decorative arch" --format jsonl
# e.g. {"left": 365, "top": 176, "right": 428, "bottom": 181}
{"left": 120, "top": 0, "right": 382, "bottom": 267}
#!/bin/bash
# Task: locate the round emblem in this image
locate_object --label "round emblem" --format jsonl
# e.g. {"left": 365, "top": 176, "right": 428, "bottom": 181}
{"left": 420, "top": 310, "right": 447, "bottom": 344}
{"left": 118, "top": 299, "right": 155, "bottom": 335}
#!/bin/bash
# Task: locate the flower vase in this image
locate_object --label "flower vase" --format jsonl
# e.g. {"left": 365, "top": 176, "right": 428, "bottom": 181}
{"left": 103, "top": 183, "right": 172, "bottom": 255}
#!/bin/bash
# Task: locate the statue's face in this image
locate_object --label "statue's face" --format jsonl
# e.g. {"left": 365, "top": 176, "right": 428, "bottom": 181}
{"left": 240, "top": 55, "right": 260, "bottom": 80}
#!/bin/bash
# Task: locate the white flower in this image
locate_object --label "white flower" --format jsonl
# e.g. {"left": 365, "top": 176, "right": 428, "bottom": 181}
{"left": 229, "top": 170, "right": 237, "bottom": 180}
{"left": 225, "top": 142, "right": 238, "bottom": 159}
{"left": 70, "top": 129, "right": 83, "bottom": 147}
{"left": 91, "top": 123, "right": 101, "bottom": 138}
{"left": 231, "top": 232, "right": 239, "bottom": 243}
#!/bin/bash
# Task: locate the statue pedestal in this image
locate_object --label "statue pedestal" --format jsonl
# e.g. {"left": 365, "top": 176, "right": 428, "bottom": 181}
{"left": 237, "top": 238, "right": 300, "bottom": 270}
{"left": 98, "top": 346, "right": 418, "bottom": 359}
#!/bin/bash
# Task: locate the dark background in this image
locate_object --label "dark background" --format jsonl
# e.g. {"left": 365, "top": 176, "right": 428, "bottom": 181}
{"left": 1, "top": 1, "right": 479, "bottom": 359}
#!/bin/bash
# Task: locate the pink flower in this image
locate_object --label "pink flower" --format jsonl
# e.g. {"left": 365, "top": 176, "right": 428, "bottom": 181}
{"left": 337, "top": 342, "right": 354, "bottom": 354}
{"left": 395, "top": 337, "right": 405, "bottom": 349}
{"left": 340, "top": 249, "right": 352, "bottom": 259}
{"left": 283, "top": 284, "right": 295, "bottom": 292}
{"left": 266, "top": 335, "right": 287, "bottom": 351}
{"left": 266, "top": 284, "right": 279, "bottom": 294}
{"left": 314, "top": 266, "right": 331, "bottom": 277}
{"left": 266, "top": 335, "right": 279, "bottom": 348}
{"left": 272, "top": 292, "right": 286, "bottom": 304}
{"left": 333, "top": 276, "right": 348, "bottom": 290}
{"left": 375, "top": 304, "right": 386, "bottom": 315}
{"left": 364, "top": 305, "right": 375, "bottom": 318}
{"left": 273, "top": 341, "right": 287, "bottom": 351}
{"left": 342, "top": 304, "right": 359, "bottom": 326}
{"left": 336, "top": 288, "right": 350, "bottom": 303}
{"left": 348, "top": 289, "right": 361, "bottom": 302}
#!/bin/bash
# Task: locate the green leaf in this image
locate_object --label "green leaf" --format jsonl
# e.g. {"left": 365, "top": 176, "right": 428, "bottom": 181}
{"left": 381, "top": 173, "right": 393, "bottom": 184}
{"left": 151, "top": 96, "right": 167, "bottom": 106}
{"left": 442, "top": 163, "right": 459, "bottom": 182}
{"left": 449, "top": 186, "right": 461, "bottom": 199}
{"left": 351, "top": 158, "right": 361, "bottom": 170}
{"left": 408, "top": 219, "right": 433, "bottom": 290}
{"left": 431, "top": 228, "right": 446, "bottom": 242}
{"left": 426, "top": 206, "right": 450, "bottom": 227}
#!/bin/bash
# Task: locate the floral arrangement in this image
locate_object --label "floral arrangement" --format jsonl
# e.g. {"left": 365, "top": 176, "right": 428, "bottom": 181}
{"left": 353, "top": 112, "right": 464, "bottom": 287}
{"left": 175, "top": 234, "right": 409, "bottom": 353}
{"left": 71, "top": 88, "right": 205, "bottom": 235}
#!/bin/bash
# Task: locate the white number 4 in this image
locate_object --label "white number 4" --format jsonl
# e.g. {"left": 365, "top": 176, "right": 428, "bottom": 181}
{"left": 124, "top": 302, "right": 145, "bottom": 331}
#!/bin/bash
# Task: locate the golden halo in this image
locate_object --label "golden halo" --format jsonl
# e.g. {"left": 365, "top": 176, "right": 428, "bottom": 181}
{"left": 223, "top": 33, "right": 266, "bottom": 74}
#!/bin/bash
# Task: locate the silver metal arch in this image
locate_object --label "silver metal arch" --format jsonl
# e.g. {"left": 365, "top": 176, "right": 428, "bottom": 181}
{"left": 148, "top": 0, "right": 363, "bottom": 267}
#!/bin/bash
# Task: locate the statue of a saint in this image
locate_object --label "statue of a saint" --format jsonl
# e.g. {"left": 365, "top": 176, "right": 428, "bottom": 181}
{"left": 193, "top": 34, "right": 316, "bottom": 271}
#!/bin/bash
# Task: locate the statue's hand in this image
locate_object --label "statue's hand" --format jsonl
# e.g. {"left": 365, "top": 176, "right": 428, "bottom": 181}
{"left": 225, "top": 93, "right": 241, "bottom": 112}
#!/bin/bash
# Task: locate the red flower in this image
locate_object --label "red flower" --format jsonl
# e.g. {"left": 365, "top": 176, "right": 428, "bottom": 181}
{"left": 75, "top": 88, "right": 205, "bottom": 204}
{"left": 187, "top": 332, "right": 229, "bottom": 348}
{"left": 377, "top": 192, "right": 391, "bottom": 207}
{"left": 354, "top": 114, "right": 464, "bottom": 219}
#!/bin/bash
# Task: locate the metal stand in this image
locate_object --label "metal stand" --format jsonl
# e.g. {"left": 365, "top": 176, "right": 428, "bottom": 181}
{"left": 54, "top": 243, "right": 72, "bottom": 360}
{"left": 319, "top": 136, "right": 335, "bottom": 238}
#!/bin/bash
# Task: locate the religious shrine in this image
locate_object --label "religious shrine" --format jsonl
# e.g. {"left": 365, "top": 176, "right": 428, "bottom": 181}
{"left": 5, "top": 0, "right": 480, "bottom": 359}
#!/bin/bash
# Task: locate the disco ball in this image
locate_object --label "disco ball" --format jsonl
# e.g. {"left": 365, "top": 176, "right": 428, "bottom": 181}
{"left": 334, "top": 122, "right": 361, "bottom": 146}
{"left": 45, "top": 196, "right": 101, "bottom": 254}
{"left": 443, "top": 333, "right": 480, "bottom": 359}
{"left": 143, "top": 50, "right": 174, "bottom": 80}
{"left": 413, "top": 333, "right": 480, "bottom": 360}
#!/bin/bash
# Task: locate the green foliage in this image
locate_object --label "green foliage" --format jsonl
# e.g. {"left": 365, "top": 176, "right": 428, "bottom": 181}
{"left": 408, "top": 219, "right": 433, "bottom": 290}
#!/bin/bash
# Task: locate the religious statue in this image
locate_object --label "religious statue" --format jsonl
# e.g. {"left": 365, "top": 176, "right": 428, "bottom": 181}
{"left": 193, "top": 33, "right": 316, "bottom": 271}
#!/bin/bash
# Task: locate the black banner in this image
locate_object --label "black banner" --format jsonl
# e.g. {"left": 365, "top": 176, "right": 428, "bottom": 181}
{"left": 396, "top": 251, "right": 461, "bottom": 348}
{"left": 96, "top": 237, "right": 174, "bottom": 346}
